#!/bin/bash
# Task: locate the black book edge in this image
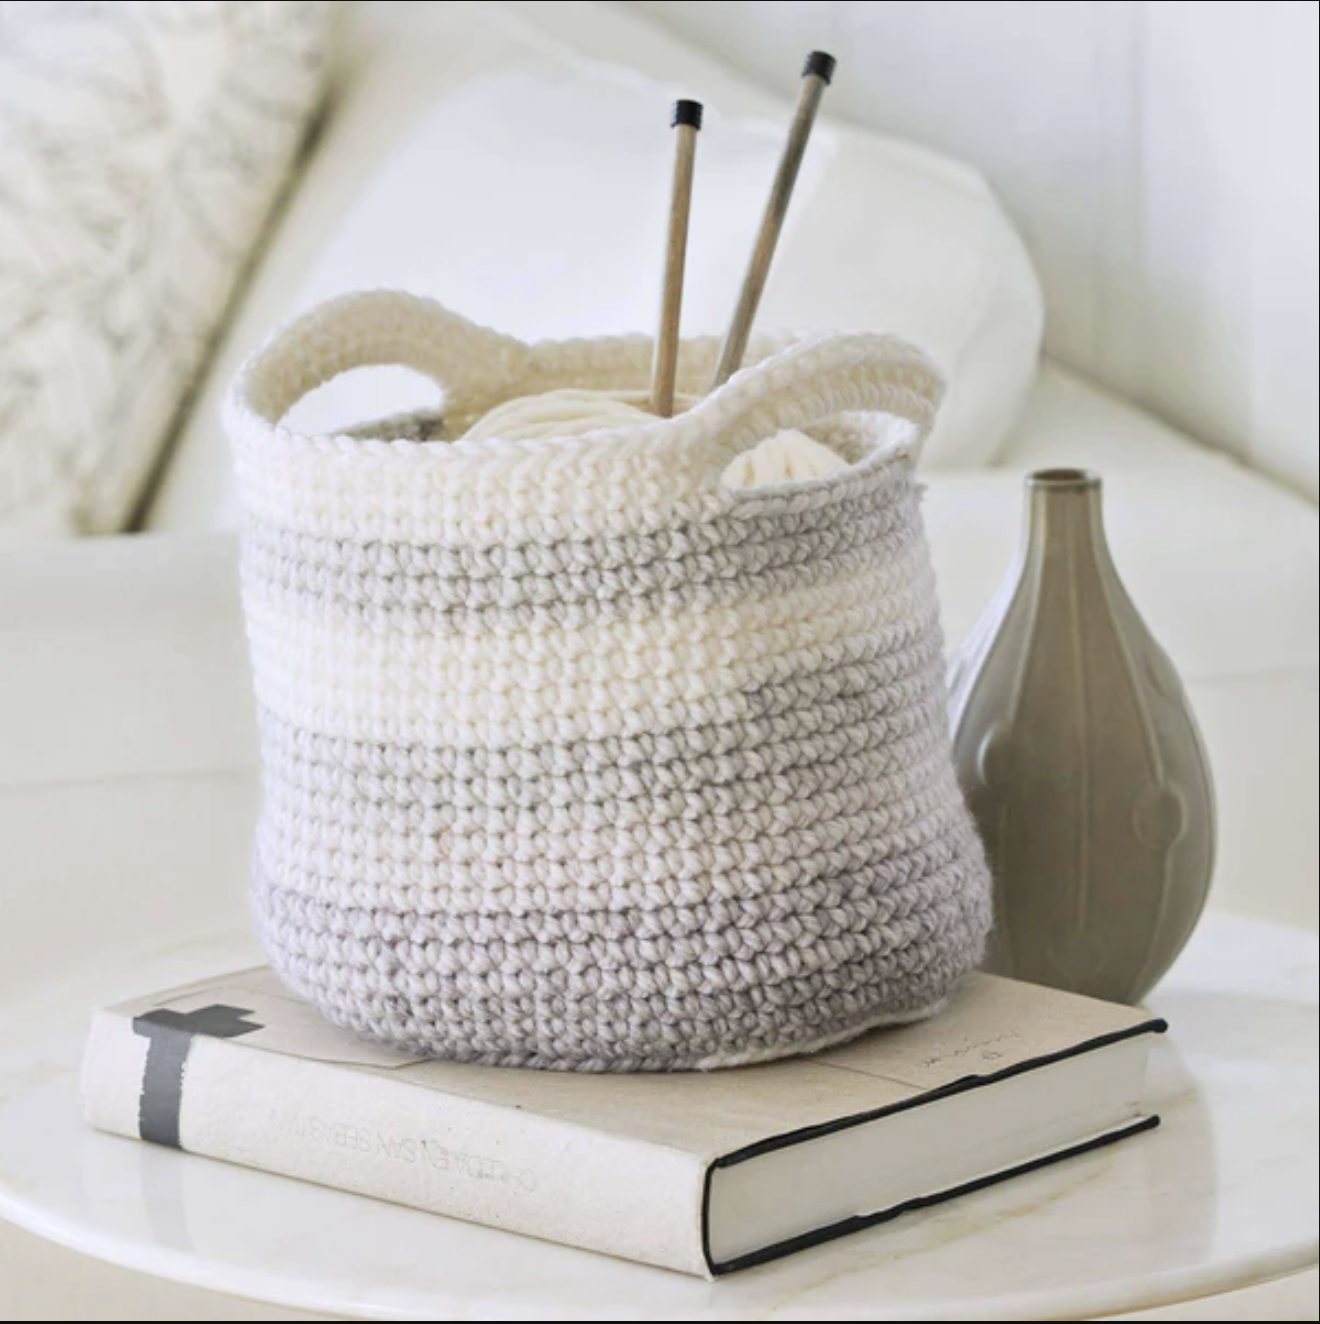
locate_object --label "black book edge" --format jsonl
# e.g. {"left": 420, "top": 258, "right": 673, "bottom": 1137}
{"left": 701, "top": 1017, "right": 1168, "bottom": 1276}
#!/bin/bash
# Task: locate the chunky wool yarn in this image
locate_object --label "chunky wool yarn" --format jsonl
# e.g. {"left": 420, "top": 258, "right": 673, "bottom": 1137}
{"left": 226, "top": 291, "right": 992, "bottom": 1071}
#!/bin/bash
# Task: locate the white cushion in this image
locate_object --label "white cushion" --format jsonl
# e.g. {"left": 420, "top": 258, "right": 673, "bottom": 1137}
{"left": 144, "top": 0, "right": 1041, "bottom": 532}
{"left": 0, "top": 0, "right": 332, "bottom": 539}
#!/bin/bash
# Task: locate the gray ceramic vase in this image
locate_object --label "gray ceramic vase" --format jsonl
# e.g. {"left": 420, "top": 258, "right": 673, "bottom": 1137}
{"left": 949, "top": 469, "right": 1215, "bottom": 1005}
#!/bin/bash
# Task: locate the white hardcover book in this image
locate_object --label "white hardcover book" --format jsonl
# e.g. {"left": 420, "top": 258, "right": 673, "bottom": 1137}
{"left": 81, "top": 967, "right": 1165, "bottom": 1277}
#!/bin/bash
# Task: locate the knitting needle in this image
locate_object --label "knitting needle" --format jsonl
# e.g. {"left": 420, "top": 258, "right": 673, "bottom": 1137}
{"left": 709, "top": 50, "right": 836, "bottom": 390}
{"left": 650, "top": 99, "right": 703, "bottom": 418}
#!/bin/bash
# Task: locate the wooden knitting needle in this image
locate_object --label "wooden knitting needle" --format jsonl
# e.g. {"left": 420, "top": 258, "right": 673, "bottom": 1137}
{"left": 710, "top": 51, "right": 836, "bottom": 390}
{"left": 650, "top": 99, "right": 703, "bottom": 418}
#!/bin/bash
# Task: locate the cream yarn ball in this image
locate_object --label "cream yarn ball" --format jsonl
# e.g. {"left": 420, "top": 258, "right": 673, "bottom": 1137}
{"left": 463, "top": 387, "right": 848, "bottom": 488}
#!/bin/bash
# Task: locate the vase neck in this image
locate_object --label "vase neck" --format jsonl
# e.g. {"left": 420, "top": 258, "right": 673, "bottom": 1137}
{"left": 1022, "top": 468, "right": 1112, "bottom": 572}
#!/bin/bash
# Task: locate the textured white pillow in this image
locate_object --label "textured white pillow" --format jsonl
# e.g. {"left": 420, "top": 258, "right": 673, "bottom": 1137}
{"left": 0, "top": 0, "right": 333, "bottom": 538}
{"left": 147, "top": 0, "right": 1042, "bottom": 531}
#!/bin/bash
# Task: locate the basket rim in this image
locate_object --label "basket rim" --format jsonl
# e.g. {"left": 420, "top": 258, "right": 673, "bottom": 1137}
{"left": 225, "top": 291, "right": 944, "bottom": 476}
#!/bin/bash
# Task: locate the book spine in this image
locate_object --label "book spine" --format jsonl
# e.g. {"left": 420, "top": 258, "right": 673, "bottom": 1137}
{"left": 80, "top": 1009, "right": 711, "bottom": 1277}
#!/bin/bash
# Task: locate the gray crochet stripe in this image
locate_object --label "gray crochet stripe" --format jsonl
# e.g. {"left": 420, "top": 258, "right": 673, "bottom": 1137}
{"left": 245, "top": 488, "right": 914, "bottom": 586}
{"left": 259, "top": 838, "right": 979, "bottom": 945}
{"left": 244, "top": 494, "right": 921, "bottom": 624}
{"left": 245, "top": 528, "right": 918, "bottom": 629}
{"left": 259, "top": 771, "right": 959, "bottom": 899}
{"left": 263, "top": 744, "right": 954, "bottom": 844}
{"left": 258, "top": 864, "right": 979, "bottom": 993}
{"left": 263, "top": 720, "right": 946, "bottom": 814}
{"left": 254, "top": 786, "right": 974, "bottom": 916}
{"left": 253, "top": 841, "right": 990, "bottom": 1072}
{"left": 244, "top": 454, "right": 912, "bottom": 578}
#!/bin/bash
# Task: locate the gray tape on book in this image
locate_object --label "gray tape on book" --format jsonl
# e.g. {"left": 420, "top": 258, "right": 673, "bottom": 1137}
{"left": 131, "top": 1005, "right": 263, "bottom": 1148}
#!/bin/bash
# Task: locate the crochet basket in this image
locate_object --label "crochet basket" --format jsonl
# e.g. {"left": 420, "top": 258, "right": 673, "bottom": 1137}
{"left": 226, "top": 290, "right": 992, "bottom": 1072}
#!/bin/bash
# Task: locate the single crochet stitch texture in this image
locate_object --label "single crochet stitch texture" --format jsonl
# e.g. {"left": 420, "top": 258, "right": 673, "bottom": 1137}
{"left": 226, "top": 291, "right": 992, "bottom": 1071}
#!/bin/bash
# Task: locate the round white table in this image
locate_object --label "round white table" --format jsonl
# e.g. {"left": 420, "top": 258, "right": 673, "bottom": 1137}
{"left": 0, "top": 912, "right": 1315, "bottom": 1321}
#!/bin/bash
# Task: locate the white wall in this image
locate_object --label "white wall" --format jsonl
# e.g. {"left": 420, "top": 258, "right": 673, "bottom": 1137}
{"left": 622, "top": 1, "right": 1319, "bottom": 498}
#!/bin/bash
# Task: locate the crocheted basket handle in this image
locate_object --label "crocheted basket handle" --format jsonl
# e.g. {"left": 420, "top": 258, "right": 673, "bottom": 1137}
{"left": 227, "top": 290, "right": 945, "bottom": 487}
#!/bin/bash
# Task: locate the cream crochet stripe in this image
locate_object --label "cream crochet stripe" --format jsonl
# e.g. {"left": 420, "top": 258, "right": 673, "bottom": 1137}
{"left": 227, "top": 291, "right": 992, "bottom": 1071}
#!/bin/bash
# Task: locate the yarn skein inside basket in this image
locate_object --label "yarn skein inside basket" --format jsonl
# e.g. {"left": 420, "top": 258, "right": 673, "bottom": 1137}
{"left": 226, "top": 291, "right": 993, "bottom": 1072}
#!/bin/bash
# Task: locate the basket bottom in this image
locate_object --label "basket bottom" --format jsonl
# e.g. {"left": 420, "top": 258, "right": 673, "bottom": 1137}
{"left": 273, "top": 971, "right": 954, "bottom": 1072}
{"left": 251, "top": 814, "right": 992, "bottom": 1072}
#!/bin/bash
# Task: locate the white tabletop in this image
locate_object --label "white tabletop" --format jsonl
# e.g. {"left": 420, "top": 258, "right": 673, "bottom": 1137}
{"left": 0, "top": 912, "right": 1315, "bottom": 1321}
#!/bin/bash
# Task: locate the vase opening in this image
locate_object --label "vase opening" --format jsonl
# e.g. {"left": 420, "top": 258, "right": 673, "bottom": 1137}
{"left": 1028, "top": 468, "right": 1101, "bottom": 491}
